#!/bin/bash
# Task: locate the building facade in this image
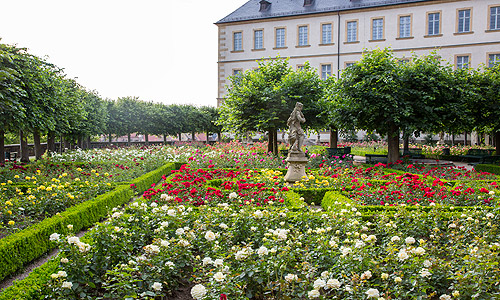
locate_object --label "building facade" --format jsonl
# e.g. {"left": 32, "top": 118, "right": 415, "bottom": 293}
{"left": 216, "top": 0, "right": 500, "bottom": 107}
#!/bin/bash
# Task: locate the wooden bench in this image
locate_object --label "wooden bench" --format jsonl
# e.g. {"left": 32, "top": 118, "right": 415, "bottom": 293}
{"left": 325, "top": 147, "right": 351, "bottom": 157}
{"left": 478, "top": 155, "right": 500, "bottom": 164}
{"left": 365, "top": 154, "right": 388, "bottom": 163}
{"left": 4, "top": 151, "right": 17, "bottom": 162}
{"left": 459, "top": 149, "right": 494, "bottom": 163}
{"left": 400, "top": 148, "right": 425, "bottom": 159}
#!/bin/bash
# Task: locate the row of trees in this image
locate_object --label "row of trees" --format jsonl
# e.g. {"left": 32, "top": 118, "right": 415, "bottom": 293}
{"left": 220, "top": 49, "right": 500, "bottom": 162}
{"left": 0, "top": 41, "right": 221, "bottom": 163}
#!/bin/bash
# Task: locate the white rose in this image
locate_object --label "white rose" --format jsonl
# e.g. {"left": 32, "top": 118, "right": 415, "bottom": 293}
{"left": 398, "top": 249, "right": 409, "bottom": 261}
{"left": 60, "top": 258, "right": 69, "bottom": 264}
{"left": 486, "top": 212, "right": 494, "bottom": 218}
{"left": 62, "top": 281, "right": 73, "bottom": 289}
{"left": 160, "top": 193, "right": 168, "bottom": 200}
{"left": 190, "top": 284, "right": 207, "bottom": 300}
{"left": 49, "top": 233, "right": 60, "bottom": 242}
{"left": 423, "top": 259, "right": 432, "bottom": 268}
{"left": 161, "top": 240, "right": 170, "bottom": 247}
{"left": 320, "top": 271, "right": 330, "bottom": 279}
{"left": 419, "top": 268, "right": 431, "bottom": 278}
{"left": 413, "top": 247, "right": 425, "bottom": 255}
{"left": 175, "top": 228, "right": 185, "bottom": 235}
{"left": 67, "top": 236, "right": 80, "bottom": 244}
{"left": 167, "top": 209, "right": 176, "bottom": 217}
{"left": 214, "top": 258, "right": 224, "bottom": 267}
{"left": 213, "top": 272, "right": 226, "bottom": 282}
{"left": 152, "top": 282, "right": 162, "bottom": 291}
{"left": 439, "top": 294, "right": 452, "bottom": 300}
{"left": 202, "top": 257, "right": 213, "bottom": 266}
{"left": 205, "top": 230, "right": 216, "bottom": 241}
{"left": 405, "top": 237, "right": 415, "bottom": 244}
{"left": 394, "top": 276, "right": 402, "bottom": 283}
{"left": 361, "top": 270, "right": 372, "bottom": 280}
{"left": 57, "top": 271, "right": 67, "bottom": 277}
{"left": 313, "top": 279, "right": 326, "bottom": 290}
{"left": 254, "top": 210, "right": 264, "bottom": 219}
{"left": 391, "top": 236, "right": 400, "bottom": 242}
{"left": 229, "top": 192, "right": 238, "bottom": 199}
{"left": 257, "top": 246, "right": 269, "bottom": 256}
{"left": 165, "top": 261, "right": 175, "bottom": 268}
{"left": 365, "top": 288, "right": 380, "bottom": 298}
{"left": 219, "top": 223, "right": 228, "bottom": 229}
{"left": 326, "top": 278, "right": 341, "bottom": 289}
{"left": 285, "top": 274, "right": 298, "bottom": 282}
{"left": 308, "top": 289, "right": 320, "bottom": 299}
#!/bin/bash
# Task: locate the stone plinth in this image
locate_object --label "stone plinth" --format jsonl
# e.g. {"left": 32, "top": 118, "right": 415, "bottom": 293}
{"left": 284, "top": 150, "right": 309, "bottom": 183}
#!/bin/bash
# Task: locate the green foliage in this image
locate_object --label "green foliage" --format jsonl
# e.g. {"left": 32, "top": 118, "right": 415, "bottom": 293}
{"left": 475, "top": 164, "right": 500, "bottom": 175}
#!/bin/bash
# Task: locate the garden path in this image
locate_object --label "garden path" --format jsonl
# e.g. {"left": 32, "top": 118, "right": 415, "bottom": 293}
{"left": 352, "top": 155, "right": 475, "bottom": 171}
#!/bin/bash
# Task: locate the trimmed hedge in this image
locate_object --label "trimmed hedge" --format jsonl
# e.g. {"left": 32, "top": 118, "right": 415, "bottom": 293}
{"left": 0, "top": 162, "right": 180, "bottom": 282}
{"left": 284, "top": 191, "right": 307, "bottom": 210}
{"left": 475, "top": 164, "right": 500, "bottom": 176}
{"left": 291, "top": 188, "right": 331, "bottom": 205}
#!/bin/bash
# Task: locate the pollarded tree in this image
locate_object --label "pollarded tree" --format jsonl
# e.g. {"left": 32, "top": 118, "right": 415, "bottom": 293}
{"left": 473, "top": 63, "right": 500, "bottom": 155}
{"left": 199, "top": 106, "right": 222, "bottom": 143}
{"left": 219, "top": 59, "right": 325, "bottom": 155}
{"left": 334, "top": 49, "right": 405, "bottom": 163}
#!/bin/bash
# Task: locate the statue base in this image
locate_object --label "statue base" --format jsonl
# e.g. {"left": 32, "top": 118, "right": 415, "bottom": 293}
{"left": 284, "top": 150, "right": 309, "bottom": 183}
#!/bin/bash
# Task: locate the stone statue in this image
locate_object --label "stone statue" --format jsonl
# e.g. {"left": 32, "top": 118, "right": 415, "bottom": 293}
{"left": 284, "top": 102, "right": 308, "bottom": 183}
{"left": 287, "top": 102, "right": 306, "bottom": 152}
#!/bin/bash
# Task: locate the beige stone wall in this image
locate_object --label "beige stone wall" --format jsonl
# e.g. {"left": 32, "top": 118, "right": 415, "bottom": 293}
{"left": 217, "top": 0, "right": 500, "bottom": 104}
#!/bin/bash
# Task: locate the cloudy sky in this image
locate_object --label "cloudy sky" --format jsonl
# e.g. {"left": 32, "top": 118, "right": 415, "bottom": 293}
{"left": 0, "top": 0, "right": 249, "bottom": 107}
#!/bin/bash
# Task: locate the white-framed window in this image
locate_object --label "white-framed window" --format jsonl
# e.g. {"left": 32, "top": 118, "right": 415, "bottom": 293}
{"left": 372, "top": 18, "right": 384, "bottom": 40}
{"left": 233, "top": 32, "right": 242, "bottom": 51}
{"left": 233, "top": 69, "right": 242, "bottom": 76}
{"left": 254, "top": 30, "right": 263, "bottom": 49}
{"left": 345, "top": 62, "right": 355, "bottom": 68}
{"left": 489, "top": 53, "right": 500, "bottom": 67}
{"left": 457, "top": 9, "right": 471, "bottom": 33}
{"left": 276, "top": 28, "right": 285, "bottom": 48}
{"left": 456, "top": 55, "right": 469, "bottom": 69}
{"left": 399, "top": 15, "right": 411, "bottom": 38}
{"left": 298, "top": 25, "right": 308, "bottom": 46}
{"left": 322, "top": 23, "right": 332, "bottom": 44}
{"left": 347, "top": 21, "right": 357, "bottom": 42}
{"left": 491, "top": 6, "right": 500, "bottom": 30}
{"left": 321, "top": 64, "right": 332, "bottom": 80}
{"left": 428, "top": 12, "right": 440, "bottom": 35}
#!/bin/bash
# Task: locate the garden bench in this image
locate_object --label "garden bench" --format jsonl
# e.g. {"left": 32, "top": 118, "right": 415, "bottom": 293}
{"left": 4, "top": 151, "right": 17, "bottom": 162}
{"left": 325, "top": 147, "right": 351, "bottom": 157}
{"left": 459, "top": 149, "right": 494, "bottom": 163}
{"left": 400, "top": 148, "right": 425, "bottom": 159}
{"left": 365, "top": 154, "right": 388, "bottom": 163}
{"left": 478, "top": 155, "right": 500, "bottom": 164}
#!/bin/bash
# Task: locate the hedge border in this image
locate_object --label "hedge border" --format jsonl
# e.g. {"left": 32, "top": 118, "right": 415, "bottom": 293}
{"left": 0, "top": 162, "right": 181, "bottom": 283}
{"left": 475, "top": 164, "right": 500, "bottom": 176}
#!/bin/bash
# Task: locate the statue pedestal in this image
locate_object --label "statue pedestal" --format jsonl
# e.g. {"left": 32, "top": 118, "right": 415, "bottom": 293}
{"left": 284, "top": 150, "right": 309, "bottom": 183}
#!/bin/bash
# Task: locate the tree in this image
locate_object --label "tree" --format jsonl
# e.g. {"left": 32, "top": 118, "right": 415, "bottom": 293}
{"left": 219, "top": 59, "right": 325, "bottom": 155}
{"left": 473, "top": 63, "right": 500, "bottom": 155}
{"left": 334, "top": 49, "right": 405, "bottom": 163}
{"left": 199, "top": 106, "right": 222, "bottom": 143}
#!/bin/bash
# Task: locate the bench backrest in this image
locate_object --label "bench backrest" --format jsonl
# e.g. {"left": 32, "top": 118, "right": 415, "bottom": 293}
{"left": 467, "top": 149, "right": 490, "bottom": 156}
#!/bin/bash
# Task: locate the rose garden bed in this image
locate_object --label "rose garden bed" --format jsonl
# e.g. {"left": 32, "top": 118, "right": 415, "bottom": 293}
{"left": 1, "top": 146, "right": 498, "bottom": 300}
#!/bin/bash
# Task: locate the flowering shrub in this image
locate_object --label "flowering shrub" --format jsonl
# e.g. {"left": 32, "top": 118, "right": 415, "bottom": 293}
{"left": 43, "top": 194, "right": 500, "bottom": 299}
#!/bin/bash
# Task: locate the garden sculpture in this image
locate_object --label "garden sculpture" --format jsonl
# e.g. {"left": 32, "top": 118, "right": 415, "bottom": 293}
{"left": 284, "top": 102, "right": 308, "bottom": 183}
{"left": 287, "top": 102, "right": 306, "bottom": 152}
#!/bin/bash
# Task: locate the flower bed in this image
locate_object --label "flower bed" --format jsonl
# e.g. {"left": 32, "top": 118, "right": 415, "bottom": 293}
{"left": 20, "top": 185, "right": 498, "bottom": 300}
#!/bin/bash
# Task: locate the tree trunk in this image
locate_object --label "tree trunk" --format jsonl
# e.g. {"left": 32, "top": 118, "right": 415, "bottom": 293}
{"left": 64, "top": 137, "right": 71, "bottom": 150}
{"left": 19, "top": 129, "right": 30, "bottom": 163}
{"left": 330, "top": 128, "right": 338, "bottom": 148}
{"left": 451, "top": 134, "right": 455, "bottom": 146}
{"left": 145, "top": 133, "right": 149, "bottom": 146}
{"left": 108, "top": 133, "right": 112, "bottom": 144}
{"left": 163, "top": 134, "right": 167, "bottom": 144}
{"left": 178, "top": 133, "right": 182, "bottom": 142}
{"left": 267, "top": 130, "right": 274, "bottom": 154}
{"left": 191, "top": 131, "right": 195, "bottom": 142}
{"left": 77, "top": 136, "right": 83, "bottom": 149}
{"left": 387, "top": 124, "right": 400, "bottom": 164}
{"left": 127, "top": 133, "right": 131, "bottom": 146}
{"left": 33, "top": 129, "right": 44, "bottom": 160}
{"left": 0, "top": 128, "right": 5, "bottom": 163}
{"left": 60, "top": 135, "right": 63, "bottom": 153}
{"left": 206, "top": 131, "right": 210, "bottom": 144}
{"left": 86, "top": 136, "right": 91, "bottom": 149}
{"left": 273, "top": 129, "right": 278, "bottom": 155}
{"left": 464, "top": 131, "right": 468, "bottom": 146}
{"left": 218, "top": 132, "right": 221, "bottom": 143}
{"left": 47, "top": 131, "right": 56, "bottom": 152}
{"left": 403, "top": 134, "right": 409, "bottom": 155}
{"left": 495, "top": 131, "right": 500, "bottom": 156}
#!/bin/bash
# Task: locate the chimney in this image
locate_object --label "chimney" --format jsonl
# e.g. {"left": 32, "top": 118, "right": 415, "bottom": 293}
{"left": 304, "top": 0, "right": 314, "bottom": 6}
{"left": 259, "top": 0, "right": 271, "bottom": 11}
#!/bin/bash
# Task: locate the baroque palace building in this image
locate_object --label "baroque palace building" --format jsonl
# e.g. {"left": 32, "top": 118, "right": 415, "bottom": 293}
{"left": 216, "top": 0, "right": 500, "bottom": 107}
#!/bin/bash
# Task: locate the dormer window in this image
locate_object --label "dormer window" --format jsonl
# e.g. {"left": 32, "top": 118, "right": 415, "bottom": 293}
{"left": 304, "top": 0, "right": 314, "bottom": 6}
{"left": 259, "top": 0, "right": 271, "bottom": 12}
